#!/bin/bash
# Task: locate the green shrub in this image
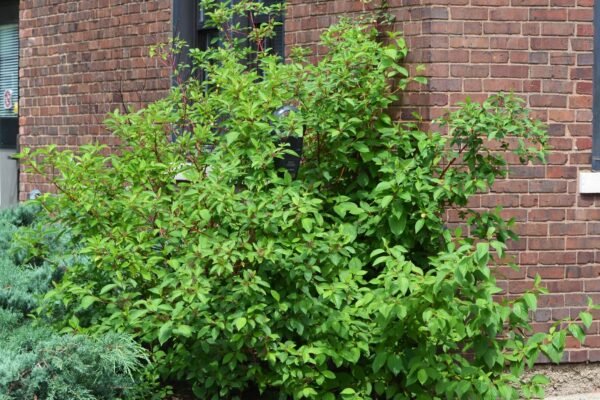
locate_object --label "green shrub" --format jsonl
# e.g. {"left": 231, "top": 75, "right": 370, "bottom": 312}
{"left": 22, "top": 4, "right": 593, "bottom": 399}
{"left": 0, "top": 320, "right": 146, "bottom": 400}
{"left": 0, "top": 205, "right": 148, "bottom": 400}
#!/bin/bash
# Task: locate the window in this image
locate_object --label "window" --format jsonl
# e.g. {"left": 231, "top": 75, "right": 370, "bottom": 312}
{"left": 173, "top": 0, "right": 285, "bottom": 74}
{"left": 0, "top": 1, "right": 18, "bottom": 150}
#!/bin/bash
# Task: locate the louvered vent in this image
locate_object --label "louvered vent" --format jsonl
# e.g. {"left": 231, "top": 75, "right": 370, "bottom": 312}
{"left": 0, "top": 23, "right": 18, "bottom": 119}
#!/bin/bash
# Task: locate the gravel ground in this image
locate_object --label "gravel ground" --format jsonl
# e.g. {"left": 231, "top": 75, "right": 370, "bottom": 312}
{"left": 529, "top": 363, "right": 600, "bottom": 398}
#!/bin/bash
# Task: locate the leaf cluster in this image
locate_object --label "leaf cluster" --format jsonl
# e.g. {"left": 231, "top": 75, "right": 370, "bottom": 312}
{"left": 0, "top": 205, "right": 148, "bottom": 400}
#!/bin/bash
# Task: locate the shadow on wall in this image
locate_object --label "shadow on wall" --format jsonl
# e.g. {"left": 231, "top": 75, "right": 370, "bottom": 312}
{"left": 0, "top": 148, "right": 18, "bottom": 209}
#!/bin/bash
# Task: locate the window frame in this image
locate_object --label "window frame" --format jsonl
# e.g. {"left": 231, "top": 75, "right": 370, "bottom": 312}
{"left": 593, "top": 0, "right": 600, "bottom": 171}
{"left": 0, "top": 0, "right": 19, "bottom": 150}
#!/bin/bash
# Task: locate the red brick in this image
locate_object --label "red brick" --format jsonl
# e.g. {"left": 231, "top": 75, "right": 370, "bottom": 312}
{"left": 464, "top": 22, "right": 483, "bottom": 34}
{"left": 549, "top": 109, "right": 576, "bottom": 122}
{"left": 529, "top": 95, "right": 567, "bottom": 108}
{"left": 490, "top": 8, "right": 529, "bottom": 21}
{"left": 490, "top": 65, "right": 529, "bottom": 78}
{"left": 450, "top": 7, "right": 488, "bottom": 20}
{"left": 490, "top": 36, "right": 529, "bottom": 50}
{"left": 545, "top": 279, "right": 582, "bottom": 292}
{"left": 529, "top": 209, "right": 566, "bottom": 222}
{"left": 542, "top": 80, "right": 573, "bottom": 94}
{"left": 576, "top": 23, "right": 593, "bottom": 37}
{"left": 531, "top": 38, "right": 569, "bottom": 50}
{"left": 570, "top": 67, "right": 593, "bottom": 80}
{"left": 450, "top": 65, "right": 489, "bottom": 78}
{"left": 568, "top": 8, "right": 593, "bottom": 21}
{"left": 549, "top": 223, "right": 586, "bottom": 236}
{"left": 530, "top": 8, "right": 568, "bottom": 21}
{"left": 531, "top": 66, "right": 569, "bottom": 79}
{"left": 569, "top": 95, "right": 592, "bottom": 109}
{"left": 585, "top": 281, "right": 600, "bottom": 292}
{"left": 483, "top": 23, "right": 521, "bottom": 34}
{"left": 471, "top": 50, "right": 509, "bottom": 64}
{"left": 539, "top": 251, "right": 576, "bottom": 265}
{"left": 512, "top": 0, "right": 548, "bottom": 4}
{"left": 547, "top": 166, "right": 577, "bottom": 178}
{"left": 529, "top": 237, "right": 565, "bottom": 250}
{"left": 529, "top": 180, "right": 568, "bottom": 193}
{"left": 550, "top": 53, "right": 576, "bottom": 65}
{"left": 541, "top": 23, "right": 575, "bottom": 36}
{"left": 567, "top": 237, "right": 600, "bottom": 250}
{"left": 571, "top": 38, "right": 593, "bottom": 51}
{"left": 508, "top": 166, "right": 546, "bottom": 179}
{"left": 520, "top": 195, "right": 539, "bottom": 208}
{"left": 527, "top": 266, "right": 564, "bottom": 279}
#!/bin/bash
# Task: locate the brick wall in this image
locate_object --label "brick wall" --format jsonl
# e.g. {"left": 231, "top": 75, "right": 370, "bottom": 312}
{"left": 18, "top": 0, "right": 173, "bottom": 198}
{"left": 14, "top": 0, "right": 600, "bottom": 361}
{"left": 286, "top": 0, "right": 600, "bottom": 362}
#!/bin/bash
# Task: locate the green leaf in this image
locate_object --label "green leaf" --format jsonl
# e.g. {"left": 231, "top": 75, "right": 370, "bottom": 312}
{"left": 522, "top": 293, "right": 537, "bottom": 311}
{"left": 483, "top": 350, "right": 497, "bottom": 368}
{"left": 380, "top": 195, "right": 393, "bottom": 209}
{"left": 158, "top": 321, "right": 173, "bottom": 345}
{"left": 542, "top": 344, "right": 563, "bottom": 363}
{"left": 301, "top": 388, "right": 317, "bottom": 398}
{"left": 386, "top": 354, "right": 402, "bottom": 375}
{"left": 388, "top": 215, "right": 406, "bottom": 236}
{"left": 384, "top": 48, "right": 398, "bottom": 60}
{"left": 353, "top": 142, "right": 370, "bottom": 153}
{"left": 580, "top": 311, "right": 593, "bottom": 329}
{"left": 322, "top": 370, "right": 336, "bottom": 379}
{"left": 415, "top": 218, "right": 425, "bottom": 233}
{"left": 80, "top": 295, "right": 98, "bottom": 310}
{"left": 531, "top": 374, "right": 550, "bottom": 385}
{"left": 456, "top": 381, "right": 470, "bottom": 397}
{"left": 99, "top": 284, "right": 118, "bottom": 295}
{"left": 301, "top": 218, "right": 313, "bottom": 233}
{"left": 334, "top": 204, "right": 347, "bottom": 218}
{"left": 271, "top": 290, "right": 280, "bottom": 302}
{"left": 199, "top": 209, "right": 211, "bottom": 221}
{"left": 568, "top": 324, "right": 585, "bottom": 343}
{"left": 417, "top": 369, "right": 428, "bottom": 385}
{"left": 234, "top": 317, "right": 247, "bottom": 331}
{"left": 498, "top": 384, "right": 513, "bottom": 400}
{"left": 174, "top": 324, "right": 193, "bottom": 338}
{"left": 225, "top": 130, "right": 240, "bottom": 144}
{"left": 475, "top": 242, "right": 489, "bottom": 262}
{"left": 372, "top": 352, "right": 387, "bottom": 373}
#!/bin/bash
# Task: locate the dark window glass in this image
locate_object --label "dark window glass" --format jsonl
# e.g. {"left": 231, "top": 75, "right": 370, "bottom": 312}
{"left": 173, "top": 0, "right": 284, "bottom": 81}
{"left": 197, "top": 0, "right": 285, "bottom": 60}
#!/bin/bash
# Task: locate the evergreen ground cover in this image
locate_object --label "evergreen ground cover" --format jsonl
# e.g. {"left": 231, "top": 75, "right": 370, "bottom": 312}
{"left": 0, "top": 205, "right": 148, "bottom": 400}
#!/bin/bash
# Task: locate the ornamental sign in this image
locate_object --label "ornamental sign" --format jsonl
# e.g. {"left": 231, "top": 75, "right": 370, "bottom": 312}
{"left": 3, "top": 89, "right": 12, "bottom": 110}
